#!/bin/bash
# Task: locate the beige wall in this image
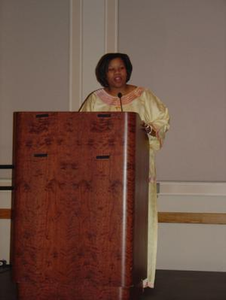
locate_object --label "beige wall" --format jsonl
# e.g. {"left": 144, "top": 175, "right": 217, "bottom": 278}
{"left": 118, "top": 0, "right": 226, "bottom": 182}
{"left": 0, "top": 0, "right": 226, "bottom": 272}
{"left": 0, "top": 0, "right": 70, "bottom": 168}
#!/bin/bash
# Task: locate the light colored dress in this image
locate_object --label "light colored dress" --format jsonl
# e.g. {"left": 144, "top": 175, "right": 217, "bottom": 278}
{"left": 79, "top": 87, "right": 170, "bottom": 287}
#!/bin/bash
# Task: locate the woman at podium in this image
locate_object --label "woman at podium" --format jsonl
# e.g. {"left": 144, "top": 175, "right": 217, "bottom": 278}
{"left": 79, "top": 52, "right": 170, "bottom": 288}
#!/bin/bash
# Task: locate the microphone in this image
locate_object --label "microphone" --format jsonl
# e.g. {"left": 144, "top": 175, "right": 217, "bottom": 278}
{"left": 117, "top": 92, "right": 123, "bottom": 112}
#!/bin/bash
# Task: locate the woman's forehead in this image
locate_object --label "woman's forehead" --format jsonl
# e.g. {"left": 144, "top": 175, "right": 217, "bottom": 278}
{"left": 108, "top": 57, "right": 125, "bottom": 66}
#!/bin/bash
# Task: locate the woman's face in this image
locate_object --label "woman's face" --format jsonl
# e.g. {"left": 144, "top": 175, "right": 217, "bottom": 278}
{"left": 105, "top": 58, "right": 127, "bottom": 89}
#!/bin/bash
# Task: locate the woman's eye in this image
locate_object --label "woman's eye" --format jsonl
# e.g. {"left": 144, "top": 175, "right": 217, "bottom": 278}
{"left": 108, "top": 66, "right": 125, "bottom": 72}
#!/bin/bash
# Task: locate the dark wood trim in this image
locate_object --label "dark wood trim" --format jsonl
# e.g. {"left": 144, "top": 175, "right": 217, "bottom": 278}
{"left": 0, "top": 209, "right": 11, "bottom": 219}
{"left": 158, "top": 212, "right": 226, "bottom": 225}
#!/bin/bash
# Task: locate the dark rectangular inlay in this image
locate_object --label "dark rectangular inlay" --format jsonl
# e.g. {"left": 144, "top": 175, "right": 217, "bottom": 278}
{"left": 96, "top": 155, "right": 110, "bottom": 160}
{"left": 36, "top": 114, "right": 49, "bottom": 118}
{"left": 34, "top": 153, "right": 48, "bottom": 158}
{"left": 97, "top": 114, "right": 111, "bottom": 118}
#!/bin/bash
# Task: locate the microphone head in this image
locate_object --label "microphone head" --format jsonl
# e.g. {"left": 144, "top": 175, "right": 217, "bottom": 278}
{"left": 117, "top": 92, "right": 123, "bottom": 98}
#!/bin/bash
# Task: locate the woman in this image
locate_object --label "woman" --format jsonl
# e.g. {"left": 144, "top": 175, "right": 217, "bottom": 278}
{"left": 79, "top": 53, "right": 170, "bottom": 288}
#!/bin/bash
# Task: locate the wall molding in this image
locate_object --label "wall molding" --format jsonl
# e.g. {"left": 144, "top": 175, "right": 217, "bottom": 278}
{"left": 159, "top": 212, "right": 226, "bottom": 225}
{"left": 69, "top": 0, "right": 83, "bottom": 111}
{"left": 0, "top": 209, "right": 11, "bottom": 219}
{"left": 69, "top": 0, "right": 118, "bottom": 111}
{"left": 159, "top": 181, "right": 226, "bottom": 197}
{"left": 104, "top": 0, "right": 118, "bottom": 53}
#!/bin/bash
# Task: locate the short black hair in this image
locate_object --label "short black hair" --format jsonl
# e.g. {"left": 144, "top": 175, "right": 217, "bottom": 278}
{"left": 95, "top": 53, "right": 133, "bottom": 87}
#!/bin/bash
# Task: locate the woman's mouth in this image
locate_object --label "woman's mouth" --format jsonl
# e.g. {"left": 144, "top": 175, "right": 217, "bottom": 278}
{"left": 114, "top": 76, "right": 122, "bottom": 82}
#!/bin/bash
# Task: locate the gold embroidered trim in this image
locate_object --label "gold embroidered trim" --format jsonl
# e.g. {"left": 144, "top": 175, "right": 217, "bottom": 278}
{"left": 95, "top": 87, "right": 145, "bottom": 106}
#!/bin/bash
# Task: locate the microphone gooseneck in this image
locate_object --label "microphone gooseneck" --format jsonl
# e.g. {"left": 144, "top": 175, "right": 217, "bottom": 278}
{"left": 117, "top": 93, "right": 123, "bottom": 112}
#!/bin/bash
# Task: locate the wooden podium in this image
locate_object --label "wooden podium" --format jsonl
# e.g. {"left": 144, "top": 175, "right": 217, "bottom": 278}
{"left": 11, "top": 112, "right": 149, "bottom": 300}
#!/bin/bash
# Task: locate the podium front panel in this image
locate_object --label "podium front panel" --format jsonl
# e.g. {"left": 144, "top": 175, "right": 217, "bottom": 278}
{"left": 11, "top": 112, "right": 149, "bottom": 300}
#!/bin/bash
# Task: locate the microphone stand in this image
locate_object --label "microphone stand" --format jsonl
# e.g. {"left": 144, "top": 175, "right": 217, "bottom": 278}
{"left": 117, "top": 93, "right": 123, "bottom": 112}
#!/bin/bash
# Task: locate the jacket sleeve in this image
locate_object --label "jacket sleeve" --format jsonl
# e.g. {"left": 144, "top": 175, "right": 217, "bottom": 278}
{"left": 142, "top": 90, "right": 170, "bottom": 151}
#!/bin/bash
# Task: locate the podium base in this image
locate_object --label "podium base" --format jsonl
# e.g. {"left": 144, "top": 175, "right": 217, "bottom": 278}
{"left": 17, "top": 282, "right": 144, "bottom": 300}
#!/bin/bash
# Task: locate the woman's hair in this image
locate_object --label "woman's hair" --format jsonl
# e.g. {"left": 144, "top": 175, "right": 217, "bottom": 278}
{"left": 95, "top": 53, "right": 133, "bottom": 87}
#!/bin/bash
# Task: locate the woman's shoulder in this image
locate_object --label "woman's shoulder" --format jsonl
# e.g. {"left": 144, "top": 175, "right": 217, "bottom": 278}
{"left": 87, "top": 88, "right": 103, "bottom": 98}
{"left": 134, "top": 87, "right": 158, "bottom": 102}
{"left": 139, "top": 87, "right": 156, "bottom": 96}
{"left": 141, "top": 87, "right": 162, "bottom": 101}
{"left": 130, "top": 86, "right": 157, "bottom": 97}
{"left": 79, "top": 89, "right": 102, "bottom": 111}
{"left": 139, "top": 88, "right": 168, "bottom": 111}
{"left": 84, "top": 88, "right": 105, "bottom": 103}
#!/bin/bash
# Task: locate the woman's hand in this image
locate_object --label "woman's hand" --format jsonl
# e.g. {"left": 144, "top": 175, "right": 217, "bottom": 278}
{"left": 141, "top": 121, "right": 156, "bottom": 137}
